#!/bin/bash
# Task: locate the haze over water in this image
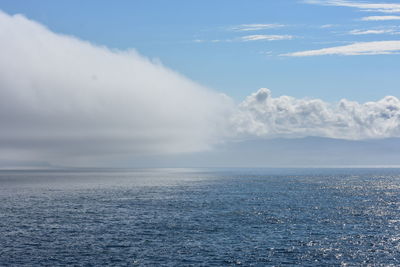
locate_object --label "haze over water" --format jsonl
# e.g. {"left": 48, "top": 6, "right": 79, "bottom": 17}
{"left": 1, "top": 1, "right": 400, "bottom": 266}
{"left": 1, "top": 168, "right": 400, "bottom": 266}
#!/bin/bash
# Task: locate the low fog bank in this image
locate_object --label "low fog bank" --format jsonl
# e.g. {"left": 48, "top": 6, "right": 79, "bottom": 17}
{"left": 0, "top": 11, "right": 232, "bottom": 166}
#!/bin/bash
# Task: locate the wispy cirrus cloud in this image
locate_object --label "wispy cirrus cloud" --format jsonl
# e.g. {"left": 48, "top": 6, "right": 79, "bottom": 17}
{"left": 194, "top": 34, "right": 293, "bottom": 43}
{"left": 231, "top": 24, "right": 284, "bottom": 31}
{"left": 304, "top": 0, "right": 400, "bottom": 13}
{"left": 361, "top": 15, "right": 400, "bottom": 21}
{"left": 240, "top": 34, "right": 294, "bottom": 41}
{"left": 283, "top": 40, "right": 400, "bottom": 56}
{"left": 320, "top": 24, "right": 338, "bottom": 28}
{"left": 349, "top": 29, "right": 398, "bottom": 35}
{"left": 193, "top": 39, "right": 223, "bottom": 43}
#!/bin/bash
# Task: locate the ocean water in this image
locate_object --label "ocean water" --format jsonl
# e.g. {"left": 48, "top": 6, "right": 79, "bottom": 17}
{"left": 1, "top": 168, "right": 400, "bottom": 266}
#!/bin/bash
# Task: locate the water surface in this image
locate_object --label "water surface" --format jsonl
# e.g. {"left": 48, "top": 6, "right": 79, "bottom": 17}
{"left": 1, "top": 168, "right": 400, "bottom": 266}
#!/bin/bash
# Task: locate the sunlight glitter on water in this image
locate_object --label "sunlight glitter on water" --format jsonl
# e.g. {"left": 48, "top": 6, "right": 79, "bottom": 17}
{"left": 1, "top": 168, "right": 400, "bottom": 266}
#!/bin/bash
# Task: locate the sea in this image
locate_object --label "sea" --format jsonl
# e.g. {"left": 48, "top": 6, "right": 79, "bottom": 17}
{"left": 1, "top": 168, "right": 400, "bottom": 266}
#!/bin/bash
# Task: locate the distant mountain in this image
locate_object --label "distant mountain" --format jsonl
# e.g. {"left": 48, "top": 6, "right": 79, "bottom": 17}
{"left": 137, "top": 137, "right": 400, "bottom": 168}
{"left": 4, "top": 137, "right": 400, "bottom": 169}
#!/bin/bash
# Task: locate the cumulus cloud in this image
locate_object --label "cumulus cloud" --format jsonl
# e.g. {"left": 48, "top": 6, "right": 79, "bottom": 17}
{"left": 240, "top": 34, "right": 293, "bottom": 41}
{"left": 0, "top": 11, "right": 233, "bottom": 165}
{"left": 283, "top": 40, "right": 400, "bottom": 56}
{"left": 231, "top": 88, "right": 400, "bottom": 140}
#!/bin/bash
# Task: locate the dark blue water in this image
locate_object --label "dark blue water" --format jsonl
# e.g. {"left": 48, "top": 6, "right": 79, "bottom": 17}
{"left": 1, "top": 168, "right": 400, "bottom": 266}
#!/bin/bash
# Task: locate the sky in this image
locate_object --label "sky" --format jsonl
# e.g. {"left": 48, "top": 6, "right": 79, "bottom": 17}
{"left": 0, "top": 0, "right": 400, "bottom": 167}
{"left": 1, "top": 0, "right": 399, "bottom": 102}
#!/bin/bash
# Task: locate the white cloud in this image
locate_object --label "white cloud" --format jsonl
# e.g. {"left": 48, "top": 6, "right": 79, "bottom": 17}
{"left": 283, "top": 40, "right": 400, "bottom": 56}
{"left": 0, "top": 11, "right": 233, "bottom": 165}
{"left": 231, "top": 88, "right": 400, "bottom": 140}
{"left": 361, "top": 15, "right": 400, "bottom": 21}
{"left": 240, "top": 34, "right": 294, "bottom": 41}
{"left": 305, "top": 0, "right": 400, "bottom": 13}
{"left": 3, "top": 10, "right": 400, "bottom": 167}
{"left": 193, "top": 39, "right": 223, "bottom": 43}
{"left": 349, "top": 29, "right": 397, "bottom": 35}
{"left": 231, "top": 24, "right": 284, "bottom": 31}
{"left": 320, "top": 24, "right": 337, "bottom": 28}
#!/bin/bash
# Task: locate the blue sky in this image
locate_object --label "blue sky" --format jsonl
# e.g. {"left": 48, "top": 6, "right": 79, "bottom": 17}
{"left": 1, "top": 0, "right": 400, "bottom": 167}
{"left": 1, "top": 0, "right": 399, "bottom": 103}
